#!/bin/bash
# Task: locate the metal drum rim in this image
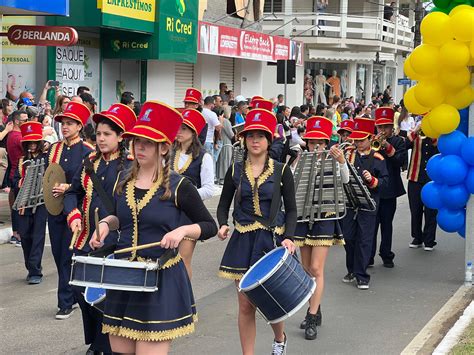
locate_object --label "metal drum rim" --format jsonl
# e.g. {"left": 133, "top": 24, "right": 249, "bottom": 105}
{"left": 72, "top": 255, "right": 159, "bottom": 270}
{"left": 238, "top": 246, "right": 289, "bottom": 292}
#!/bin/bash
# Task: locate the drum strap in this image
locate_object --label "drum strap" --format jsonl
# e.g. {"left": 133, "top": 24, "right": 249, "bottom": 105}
{"left": 83, "top": 158, "right": 115, "bottom": 215}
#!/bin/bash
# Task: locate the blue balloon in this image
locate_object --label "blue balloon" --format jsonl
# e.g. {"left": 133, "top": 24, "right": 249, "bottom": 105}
{"left": 466, "top": 167, "right": 474, "bottom": 194}
{"left": 461, "top": 137, "right": 474, "bottom": 166}
{"left": 440, "top": 184, "right": 470, "bottom": 209}
{"left": 438, "top": 131, "right": 467, "bottom": 156}
{"left": 421, "top": 182, "right": 444, "bottom": 209}
{"left": 426, "top": 154, "right": 444, "bottom": 183}
{"left": 437, "top": 208, "right": 465, "bottom": 233}
{"left": 457, "top": 108, "right": 469, "bottom": 136}
{"left": 440, "top": 155, "right": 469, "bottom": 185}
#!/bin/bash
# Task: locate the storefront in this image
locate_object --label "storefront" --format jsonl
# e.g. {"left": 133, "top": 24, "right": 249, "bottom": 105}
{"left": 47, "top": 0, "right": 198, "bottom": 109}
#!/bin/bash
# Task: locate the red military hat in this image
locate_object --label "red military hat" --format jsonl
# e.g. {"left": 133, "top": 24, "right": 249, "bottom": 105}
{"left": 54, "top": 101, "right": 90, "bottom": 126}
{"left": 303, "top": 116, "right": 333, "bottom": 140}
{"left": 349, "top": 117, "right": 375, "bottom": 140}
{"left": 182, "top": 108, "right": 206, "bottom": 135}
{"left": 93, "top": 103, "right": 137, "bottom": 132}
{"left": 375, "top": 107, "right": 395, "bottom": 126}
{"left": 338, "top": 118, "right": 355, "bottom": 133}
{"left": 251, "top": 99, "right": 273, "bottom": 112}
{"left": 123, "top": 101, "right": 183, "bottom": 145}
{"left": 239, "top": 108, "right": 277, "bottom": 140}
{"left": 183, "top": 88, "right": 202, "bottom": 104}
{"left": 20, "top": 121, "right": 43, "bottom": 142}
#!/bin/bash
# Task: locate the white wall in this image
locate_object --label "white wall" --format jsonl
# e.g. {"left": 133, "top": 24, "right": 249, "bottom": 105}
{"left": 234, "top": 59, "right": 264, "bottom": 99}
{"left": 262, "top": 63, "right": 304, "bottom": 105}
{"left": 101, "top": 59, "right": 140, "bottom": 109}
{"left": 194, "top": 54, "right": 220, "bottom": 97}
{"left": 146, "top": 60, "right": 175, "bottom": 106}
{"left": 395, "top": 54, "right": 406, "bottom": 103}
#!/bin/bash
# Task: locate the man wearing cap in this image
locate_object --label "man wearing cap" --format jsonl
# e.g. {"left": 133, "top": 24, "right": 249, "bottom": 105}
{"left": 342, "top": 117, "right": 389, "bottom": 290}
{"left": 183, "top": 87, "right": 208, "bottom": 145}
{"left": 370, "top": 108, "right": 407, "bottom": 268}
{"left": 406, "top": 121, "right": 439, "bottom": 251}
{"left": 337, "top": 118, "right": 354, "bottom": 143}
{"left": 48, "top": 102, "right": 94, "bottom": 319}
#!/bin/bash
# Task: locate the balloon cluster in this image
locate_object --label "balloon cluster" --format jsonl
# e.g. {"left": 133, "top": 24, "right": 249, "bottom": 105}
{"left": 421, "top": 131, "right": 474, "bottom": 237}
{"left": 403, "top": 5, "right": 474, "bottom": 138}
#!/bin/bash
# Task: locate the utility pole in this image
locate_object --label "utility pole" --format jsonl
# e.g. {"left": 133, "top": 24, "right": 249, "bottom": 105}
{"left": 413, "top": 0, "right": 423, "bottom": 47}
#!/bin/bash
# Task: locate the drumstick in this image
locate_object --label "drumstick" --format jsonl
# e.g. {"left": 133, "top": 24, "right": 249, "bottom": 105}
{"left": 114, "top": 241, "right": 161, "bottom": 254}
{"left": 69, "top": 229, "right": 80, "bottom": 250}
{"left": 94, "top": 208, "right": 101, "bottom": 243}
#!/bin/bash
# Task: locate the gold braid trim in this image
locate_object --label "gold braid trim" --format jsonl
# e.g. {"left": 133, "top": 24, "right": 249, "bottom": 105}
{"left": 172, "top": 150, "right": 193, "bottom": 174}
{"left": 218, "top": 270, "right": 244, "bottom": 280}
{"left": 136, "top": 254, "right": 182, "bottom": 269}
{"left": 334, "top": 238, "right": 346, "bottom": 246}
{"left": 298, "top": 237, "right": 346, "bottom": 247}
{"left": 294, "top": 239, "right": 305, "bottom": 247}
{"left": 183, "top": 236, "right": 196, "bottom": 242}
{"left": 125, "top": 173, "right": 163, "bottom": 261}
{"left": 234, "top": 221, "right": 285, "bottom": 235}
{"left": 102, "top": 321, "right": 196, "bottom": 342}
{"left": 244, "top": 158, "right": 275, "bottom": 217}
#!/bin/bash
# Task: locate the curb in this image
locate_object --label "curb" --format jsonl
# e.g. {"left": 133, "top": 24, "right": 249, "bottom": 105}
{"left": 401, "top": 285, "right": 474, "bottom": 354}
{"left": 0, "top": 226, "right": 13, "bottom": 244}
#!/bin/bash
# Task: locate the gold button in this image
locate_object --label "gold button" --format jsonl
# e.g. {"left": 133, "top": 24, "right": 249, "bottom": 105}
{"left": 101, "top": 177, "right": 105, "bottom": 180}
{"left": 67, "top": 147, "right": 70, "bottom": 150}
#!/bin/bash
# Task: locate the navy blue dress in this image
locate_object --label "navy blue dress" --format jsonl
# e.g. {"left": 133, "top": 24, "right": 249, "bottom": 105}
{"left": 217, "top": 158, "right": 297, "bottom": 280}
{"left": 102, "top": 171, "right": 217, "bottom": 342}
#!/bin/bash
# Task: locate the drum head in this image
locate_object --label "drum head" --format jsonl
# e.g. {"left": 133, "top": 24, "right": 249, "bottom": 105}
{"left": 84, "top": 286, "right": 106, "bottom": 305}
{"left": 239, "top": 247, "right": 288, "bottom": 291}
{"left": 42, "top": 163, "right": 66, "bottom": 215}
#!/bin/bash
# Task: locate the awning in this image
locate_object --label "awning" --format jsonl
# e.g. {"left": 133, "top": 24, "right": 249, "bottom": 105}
{"left": 308, "top": 49, "right": 375, "bottom": 63}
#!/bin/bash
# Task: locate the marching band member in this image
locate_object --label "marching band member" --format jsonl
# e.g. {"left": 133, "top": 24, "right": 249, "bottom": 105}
{"left": 370, "top": 108, "right": 407, "bottom": 267}
{"left": 172, "top": 108, "right": 215, "bottom": 278}
{"left": 48, "top": 102, "right": 94, "bottom": 319}
{"left": 64, "top": 104, "right": 137, "bottom": 354}
{"left": 406, "top": 122, "right": 439, "bottom": 251}
{"left": 90, "top": 101, "right": 217, "bottom": 355}
{"left": 342, "top": 117, "right": 389, "bottom": 290}
{"left": 13, "top": 121, "right": 48, "bottom": 285}
{"left": 294, "top": 116, "right": 350, "bottom": 340}
{"left": 337, "top": 118, "right": 354, "bottom": 143}
{"left": 183, "top": 88, "right": 207, "bottom": 145}
{"left": 217, "top": 108, "right": 297, "bottom": 355}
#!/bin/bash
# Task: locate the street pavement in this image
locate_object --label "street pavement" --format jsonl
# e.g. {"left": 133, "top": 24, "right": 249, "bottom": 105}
{"left": 0, "top": 185, "right": 466, "bottom": 355}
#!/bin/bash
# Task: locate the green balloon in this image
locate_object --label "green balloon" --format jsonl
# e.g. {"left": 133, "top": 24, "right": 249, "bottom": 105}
{"left": 433, "top": 0, "right": 451, "bottom": 7}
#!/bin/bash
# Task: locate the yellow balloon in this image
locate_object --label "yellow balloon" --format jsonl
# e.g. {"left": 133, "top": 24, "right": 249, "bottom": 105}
{"left": 439, "top": 40, "right": 470, "bottom": 67}
{"left": 449, "top": 5, "right": 473, "bottom": 17}
{"left": 414, "top": 80, "right": 446, "bottom": 108}
{"left": 421, "top": 12, "right": 453, "bottom": 46}
{"left": 421, "top": 116, "right": 440, "bottom": 139}
{"left": 450, "top": 9, "right": 474, "bottom": 42}
{"left": 404, "top": 86, "right": 431, "bottom": 115}
{"left": 428, "top": 104, "right": 460, "bottom": 135}
{"left": 445, "top": 86, "right": 474, "bottom": 109}
{"left": 409, "top": 44, "right": 441, "bottom": 77}
{"left": 439, "top": 67, "right": 471, "bottom": 90}
{"left": 403, "top": 57, "right": 422, "bottom": 81}
{"left": 470, "top": 40, "right": 474, "bottom": 60}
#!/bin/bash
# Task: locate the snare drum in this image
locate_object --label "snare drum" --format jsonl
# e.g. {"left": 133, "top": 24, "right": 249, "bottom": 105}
{"left": 84, "top": 286, "right": 106, "bottom": 312}
{"left": 70, "top": 254, "right": 159, "bottom": 292}
{"left": 239, "top": 247, "right": 316, "bottom": 324}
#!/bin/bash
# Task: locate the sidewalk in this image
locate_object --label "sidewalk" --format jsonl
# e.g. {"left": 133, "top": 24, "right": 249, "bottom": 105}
{"left": 0, "top": 192, "right": 13, "bottom": 244}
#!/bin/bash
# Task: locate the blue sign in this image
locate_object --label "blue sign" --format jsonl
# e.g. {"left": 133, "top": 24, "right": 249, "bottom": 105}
{"left": 0, "top": 0, "right": 69, "bottom": 16}
{"left": 398, "top": 78, "right": 412, "bottom": 86}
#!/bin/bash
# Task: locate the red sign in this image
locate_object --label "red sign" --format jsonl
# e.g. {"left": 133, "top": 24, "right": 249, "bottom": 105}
{"left": 7, "top": 25, "right": 78, "bottom": 46}
{"left": 198, "top": 22, "right": 303, "bottom": 66}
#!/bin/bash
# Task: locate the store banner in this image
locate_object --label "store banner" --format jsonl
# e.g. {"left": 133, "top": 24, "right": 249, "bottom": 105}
{"left": 98, "top": 0, "right": 156, "bottom": 33}
{"left": 157, "top": 0, "right": 198, "bottom": 62}
{"left": 198, "top": 21, "right": 303, "bottom": 66}
{"left": 1, "top": 16, "right": 36, "bottom": 103}
{"left": 102, "top": 32, "right": 156, "bottom": 59}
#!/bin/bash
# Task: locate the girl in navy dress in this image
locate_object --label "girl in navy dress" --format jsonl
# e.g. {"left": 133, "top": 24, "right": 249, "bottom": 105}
{"left": 216, "top": 107, "right": 297, "bottom": 355}
{"left": 90, "top": 101, "right": 217, "bottom": 355}
{"left": 171, "top": 108, "right": 214, "bottom": 278}
{"left": 294, "top": 116, "right": 350, "bottom": 340}
{"left": 64, "top": 103, "right": 137, "bottom": 354}
{"left": 13, "top": 121, "right": 48, "bottom": 285}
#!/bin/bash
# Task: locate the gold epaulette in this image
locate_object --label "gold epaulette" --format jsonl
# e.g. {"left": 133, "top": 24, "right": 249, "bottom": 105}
{"left": 83, "top": 141, "right": 95, "bottom": 150}
{"left": 374, "top": 152, "right": 385, "bottom": 161}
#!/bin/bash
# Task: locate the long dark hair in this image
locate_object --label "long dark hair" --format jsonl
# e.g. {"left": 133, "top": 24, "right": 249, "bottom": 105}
{"left": 93, "top": 117, "right": 127, "bottom": 173}
{"left": 173, "top": 126, "right": 202, "bottom": 160}
{"left": 21, "top": 140, "right": 45, "bottom": 160}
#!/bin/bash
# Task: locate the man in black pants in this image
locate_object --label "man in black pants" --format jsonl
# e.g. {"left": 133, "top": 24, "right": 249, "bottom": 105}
{"left": 370, "top": 107, "right": 407, "bottom": 268}
{"left": 406, "top": 123, "right": 439, "bottom": 251}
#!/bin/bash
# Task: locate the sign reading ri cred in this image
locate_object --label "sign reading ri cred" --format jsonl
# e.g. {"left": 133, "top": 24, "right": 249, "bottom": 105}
{"left": 6, "top": 25, "right": 78, "bottom": 46}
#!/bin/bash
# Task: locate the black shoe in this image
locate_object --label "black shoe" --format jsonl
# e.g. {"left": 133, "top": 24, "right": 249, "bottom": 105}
{"left": 356, "top": 279, "right": 370, "bottom": 290}
{"left": 300, "top": 308, "right": 309, "bottom": 329}
{"left": 55, "top": 308, "right": 75, "bottom": 320}
{"left": 305, "top": 313, "right": 318, "bottom": 340}
{"left": 315, "top": 305, "right": 322, "bottom": 326}
{"left": 383, "top": 260, "right": 394, "bottom": 268}
{"left": 342, "top": 272, "right": 356, "bottom": 283}
{"left": 368, "top": 258, "right": 374, "bottom": 268}
{"left": 409, "top": 239, "right": 423, "bottom": 248}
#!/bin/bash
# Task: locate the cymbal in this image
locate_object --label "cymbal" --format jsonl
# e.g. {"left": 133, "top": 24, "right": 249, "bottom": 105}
{"left": 43, "top": 163, "right": 66, "bottom": 216}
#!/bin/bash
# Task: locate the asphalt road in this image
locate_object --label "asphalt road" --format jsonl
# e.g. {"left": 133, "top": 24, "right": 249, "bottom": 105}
{"left": 0, "top": 188, "right": 466, "bottom": 354}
